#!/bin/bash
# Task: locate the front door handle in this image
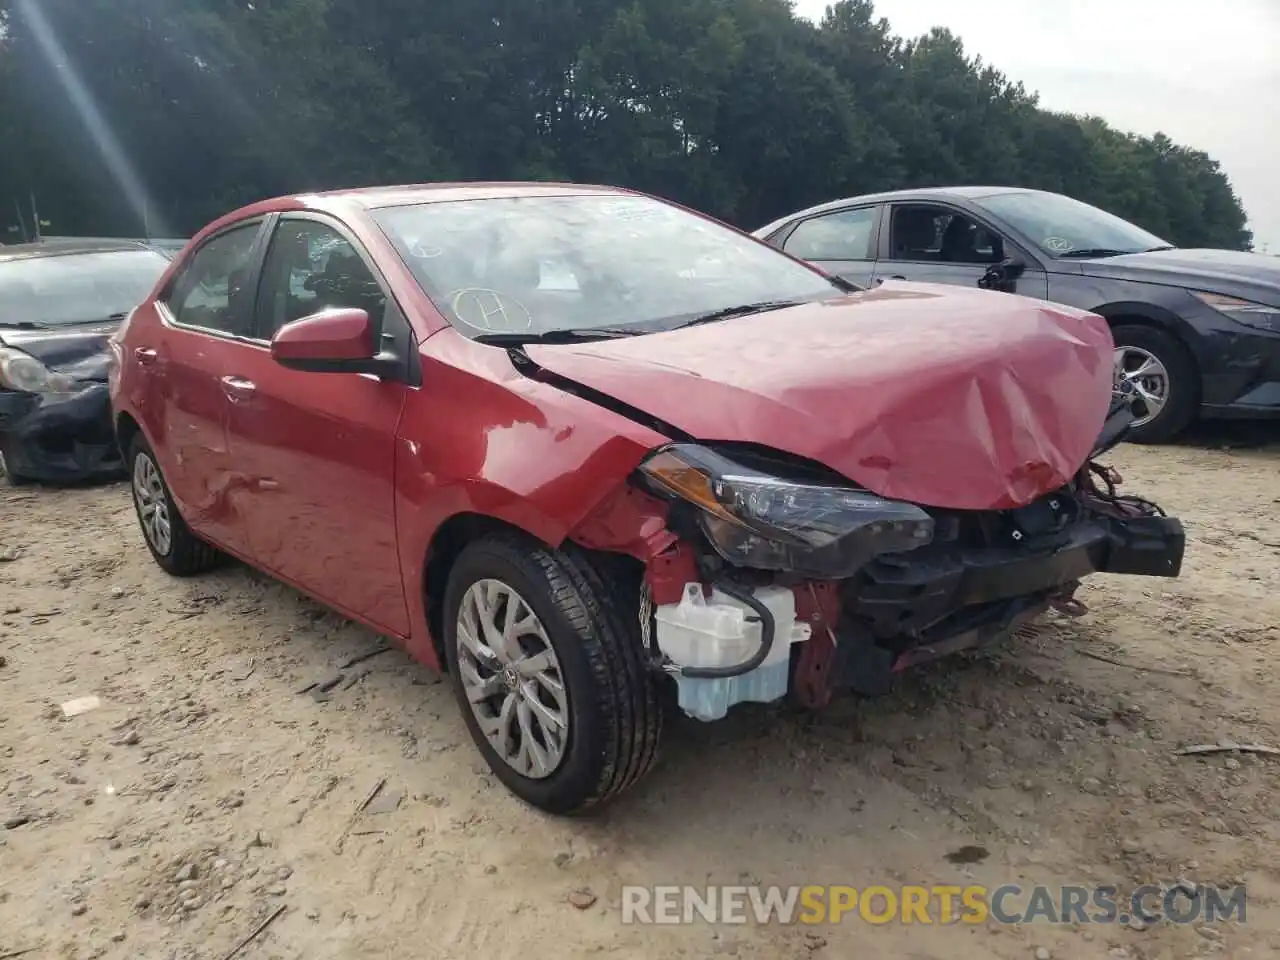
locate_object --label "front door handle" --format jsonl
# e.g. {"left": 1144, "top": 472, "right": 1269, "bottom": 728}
{"left": 888, "top": 274, "right": 907, "bottom": 280}
{"left": 220, "top": 376, "right": 256, "bottom": 402}
{"left": 134, "top": 347, "right": 158, "bottom": 364}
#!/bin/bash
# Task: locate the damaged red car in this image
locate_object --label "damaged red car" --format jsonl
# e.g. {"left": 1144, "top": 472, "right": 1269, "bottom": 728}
{"left": 108, "top": 183, "right": 1185, "bottom": 814}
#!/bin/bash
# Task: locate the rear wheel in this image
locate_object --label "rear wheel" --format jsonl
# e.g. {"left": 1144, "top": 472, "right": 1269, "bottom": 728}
{"left": 1111, "top": 324, "right": 1199, "bottom": 444}
{"left": 442, "top": 534, "right": 662, "bottom": 815}
{"left": 128, "top": 435, "right": 223, "bottom": 576}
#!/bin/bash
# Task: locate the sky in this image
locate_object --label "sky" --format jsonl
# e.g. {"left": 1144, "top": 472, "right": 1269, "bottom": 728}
{"left": 793, "top": 0, "right": 1280, "bottom": 252}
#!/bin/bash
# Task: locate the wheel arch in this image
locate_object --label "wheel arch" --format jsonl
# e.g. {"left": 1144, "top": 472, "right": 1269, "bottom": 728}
{"left": 1091, "top": 302, "right": 1201, "bottom": 359}
{"left": 114, "top": 410, "right": 142, "bottom": 463}
{"left": 421, "top": 511, "right": 540, "bottom": 670}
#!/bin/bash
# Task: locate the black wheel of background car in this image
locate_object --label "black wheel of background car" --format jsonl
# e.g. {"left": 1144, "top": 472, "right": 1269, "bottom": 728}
{"left": 1111, "top": 324, "right": 1199, "bottom": 444}
{"left": 442, "top": 533, "right": 662, "bottom": 815}
{"left": 0, "top": 445, "right": 31, "bottom": 486}
{"left": 127, "top": 435, "right": 223, "bottom": 576}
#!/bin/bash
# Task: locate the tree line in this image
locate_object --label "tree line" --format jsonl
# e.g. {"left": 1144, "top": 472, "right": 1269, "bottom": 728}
{"left": 0, "top": 0, "right": 1254, "bottom": 250}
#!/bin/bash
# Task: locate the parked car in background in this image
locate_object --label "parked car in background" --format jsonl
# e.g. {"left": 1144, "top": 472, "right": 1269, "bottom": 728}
{"left": 0, "top": 239, "right": 172, "bottom": 484}
{"left": 753, "top": 188, "right": 1280, "bottom": 443}
{"left": 110, "top": 183, "right": 1183, "bottom": 814}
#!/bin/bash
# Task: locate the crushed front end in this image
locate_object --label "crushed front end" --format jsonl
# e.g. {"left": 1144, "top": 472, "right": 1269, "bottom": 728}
{"left": 0, "top": 336, "right": 121, "bottom": 485}
{"left": 572, "top": 394, "right": 1184, "bottom": 720}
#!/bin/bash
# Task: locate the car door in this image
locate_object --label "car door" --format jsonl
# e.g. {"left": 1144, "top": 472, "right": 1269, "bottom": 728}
{"left": 773, "top": 205, "right": 881, "bottom": 287}
{"left": 224, "top": 214, "right": 412, "bottom": 635}
{"left": 144, "top": 219, "right": 268, "bottom": 556}
{"left": 871, "top": 202, "right": 1049, "bottom": 299}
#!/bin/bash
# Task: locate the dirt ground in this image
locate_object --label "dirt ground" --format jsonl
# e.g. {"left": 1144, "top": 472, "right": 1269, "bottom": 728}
{"left": 2, "top": 426, "right": 1279, "bottom": 960}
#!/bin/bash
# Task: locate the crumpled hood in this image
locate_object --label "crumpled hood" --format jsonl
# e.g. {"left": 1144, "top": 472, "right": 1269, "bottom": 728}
{"left": 526, "top": 283, "right": 1115, "bottom": 510}
{"left": 0, "top": 321, "right": 118, "bottom": 381}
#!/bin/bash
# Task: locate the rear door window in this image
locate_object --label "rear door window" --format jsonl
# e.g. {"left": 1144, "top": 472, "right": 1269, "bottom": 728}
{"left": 782, "top": 207, "right": 878, "bottom": 262}
{"left": 164, "top": 223, "right": 263, "bottom": 336}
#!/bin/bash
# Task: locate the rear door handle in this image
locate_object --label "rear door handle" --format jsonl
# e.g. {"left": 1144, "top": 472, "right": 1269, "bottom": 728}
{"left": 220, "top": 376, "right": 256, "bottom": 402}
{"left": 134, "top": 347, "right": 158, "bottom": 364}
{"left": 889, "top": 274, "right": 907, "bottom": 280}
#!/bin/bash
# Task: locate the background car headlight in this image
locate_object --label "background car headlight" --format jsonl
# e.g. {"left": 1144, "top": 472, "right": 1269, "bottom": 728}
{"left": 638, "top": 443, "right": 935, "bottom": 578}
{"left": 0, "top": 346, "right": 77, "bottom": 394}
{"left": 1191, "top": 291, "right": 1280, "bottom": 333}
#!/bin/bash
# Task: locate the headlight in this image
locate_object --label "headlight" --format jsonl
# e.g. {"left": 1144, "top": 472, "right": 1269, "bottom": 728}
{"left": 1191, "top": 291, "right": 1280, "bottom": 333}
{"left": 0, "top": 346, "right": 77, "bottom": 394}
{"left": 638, "top": 444, "right": 935, "bottom": 578}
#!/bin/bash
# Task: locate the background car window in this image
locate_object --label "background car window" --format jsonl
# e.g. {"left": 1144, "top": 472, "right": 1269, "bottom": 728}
{"left": 888, "top": 205, "right": 1004, "bottom": 264}
{"left": 0, "top": 250, "right": 169, "bottom": 327}
{"left": 165, "top": 224, "right": 261, "bottom": 335}
{"left": 782, "top": 208, "right": 877, "bottom": 260}
{"left": 980, "top": 190, "right": 1169, "bottom": 256}
{"left": 255, "top": 220, "right": 388, "bottom": 339}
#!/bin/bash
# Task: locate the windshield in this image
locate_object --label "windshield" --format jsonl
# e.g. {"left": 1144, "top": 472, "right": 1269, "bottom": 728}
{"left": 0, "top": 249, "right": 170, "bottom": 326}
{"left": 371, "top": 194, "right": 840, "bottom": 338}
{"left": 980, "top": 191, "right": 1170, "bottom": 257}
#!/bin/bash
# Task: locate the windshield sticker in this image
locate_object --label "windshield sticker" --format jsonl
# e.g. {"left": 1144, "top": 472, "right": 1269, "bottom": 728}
{"left": 1043, "top": 236, "right": 1073, "bottom": 253}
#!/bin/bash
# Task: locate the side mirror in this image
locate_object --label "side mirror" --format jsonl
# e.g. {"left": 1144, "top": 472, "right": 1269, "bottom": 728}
{"left": 270, "top": 307, "right": 388, "bottom": 375}
{"left": 977, "top": 257, "right": 1026, "bottom": 293}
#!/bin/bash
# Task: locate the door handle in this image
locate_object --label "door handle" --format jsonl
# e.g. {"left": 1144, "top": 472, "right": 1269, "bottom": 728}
{"left": 220, "top": 376, "right": 256, "bottom": 401}
{"left": 134, "top": 347, "right": 158, "bottom": 364}
{"left": 888, "top": 274, "right": 907, "bottom": 280}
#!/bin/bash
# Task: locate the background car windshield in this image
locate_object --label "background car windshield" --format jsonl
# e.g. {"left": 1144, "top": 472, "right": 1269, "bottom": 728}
{"left": 981, "top": 191, "right": 1169, "bottom": 256}
{"left": 372, "top": 195, "right": 837, "bottom": 336}
{"left": 0, "top": 249, "right": 170, "bottom": 326}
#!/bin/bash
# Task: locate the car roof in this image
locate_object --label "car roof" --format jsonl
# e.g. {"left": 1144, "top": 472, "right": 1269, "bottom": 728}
{"left": 0, "top": 237, "right": 157, "bottom": 263}
{"left": 201, "top": 182, "right": 649, "bottom": 230}
{"left": 752, "top": 185, "right": 1047, "bottom": 234}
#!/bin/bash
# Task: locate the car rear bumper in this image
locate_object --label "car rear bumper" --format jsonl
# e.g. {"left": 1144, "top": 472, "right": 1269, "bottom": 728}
{"left": 826, "top": 511, "right": 1185, "bottom": 694}
{"left": 0, "top": 384, "right": 122, "bottom": 483}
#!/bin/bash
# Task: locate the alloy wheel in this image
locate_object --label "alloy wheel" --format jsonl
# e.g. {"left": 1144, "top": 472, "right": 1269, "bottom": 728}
{"left": 1113, "top": 345, "right": 1169, "bottom": 428}
{"left": 132, "top": 452, "right": 172, "bottom": 556}
{"left": 455, "top": 578, "right": 570, "bottom": 779}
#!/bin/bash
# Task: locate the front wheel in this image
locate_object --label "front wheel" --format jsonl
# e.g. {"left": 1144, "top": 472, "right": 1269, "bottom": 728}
{"left": 128, "top": 435, "right": 223, "bottom": 576}
{"left": 442, "top": 534, "right": 662, "bottom": 815}
{"left": 1112, "top": 324, "right": 1199, "bottom": 444}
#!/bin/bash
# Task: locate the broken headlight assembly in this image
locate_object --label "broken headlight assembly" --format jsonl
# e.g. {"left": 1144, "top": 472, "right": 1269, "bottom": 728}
{"left": 0, "top": 346, "right": 76, "bottom": 395}
{"left": 637, "top": 443, "right": 935, "bottom": 578}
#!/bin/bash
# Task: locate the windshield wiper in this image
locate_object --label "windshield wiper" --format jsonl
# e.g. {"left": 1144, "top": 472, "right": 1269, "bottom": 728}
{"left": 1055, "top": 248, "right": 1131, "bottom": 259}
{"left": 671, "top": 299, "right": 804, "bottom": 330}
{"left": 1140, "top": 245, "right": 1177, "bottom": 253}
{"left": 0, "top": 320, "right": 51, "bottom": 329}
{"left": 473, "top": 327, "right": 643, "bottom": 346}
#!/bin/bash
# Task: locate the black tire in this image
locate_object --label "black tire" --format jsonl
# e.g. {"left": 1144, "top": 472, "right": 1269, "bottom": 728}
{"left": 442, "top": 533, "right": 662, "bottom": 815}
{"left": 1111, "top": 324, "right": 1199, "bottom": 444}
{"left": 127, "top": 434, "right": 223, "bottom": 576}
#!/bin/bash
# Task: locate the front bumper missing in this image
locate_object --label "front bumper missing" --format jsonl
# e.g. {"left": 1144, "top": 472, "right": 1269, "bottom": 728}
{"left": 825, "top": 512, "right": 1186, "bottom": 696}
{"left": 0, "top": 383, "right": 121, "bottom": 484}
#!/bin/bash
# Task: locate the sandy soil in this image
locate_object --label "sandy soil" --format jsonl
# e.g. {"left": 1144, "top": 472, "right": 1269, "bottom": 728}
{"left": 2, "top": 426, "right": 1279, "bottom": 960}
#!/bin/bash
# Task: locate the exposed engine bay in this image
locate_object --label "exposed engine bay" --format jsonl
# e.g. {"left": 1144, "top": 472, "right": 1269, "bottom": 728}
{"left": 571, "top": 386, "right": 1185, "bottom": 721}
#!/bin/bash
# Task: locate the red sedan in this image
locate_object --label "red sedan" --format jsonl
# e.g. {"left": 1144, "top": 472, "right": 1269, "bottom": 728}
{"left": 108, "top": 183, "right": 1185, "bottom": 814}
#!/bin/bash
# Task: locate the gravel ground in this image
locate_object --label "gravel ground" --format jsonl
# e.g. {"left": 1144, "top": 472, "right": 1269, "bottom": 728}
{"left": 2, "top": 426, "right": 1279, "bottom": 960}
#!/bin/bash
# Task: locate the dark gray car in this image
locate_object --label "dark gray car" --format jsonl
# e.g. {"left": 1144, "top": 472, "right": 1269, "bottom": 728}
{"left": 753, "top": 187, "right": 1280, "bottom": 443}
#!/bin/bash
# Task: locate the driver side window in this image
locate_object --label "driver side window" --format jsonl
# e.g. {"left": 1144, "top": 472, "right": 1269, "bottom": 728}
{"left": 888, "top": 205, "right": 1005, "bottom": 265}
{"left": 254, "top": 220, "right": 388, "bottom": 340}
